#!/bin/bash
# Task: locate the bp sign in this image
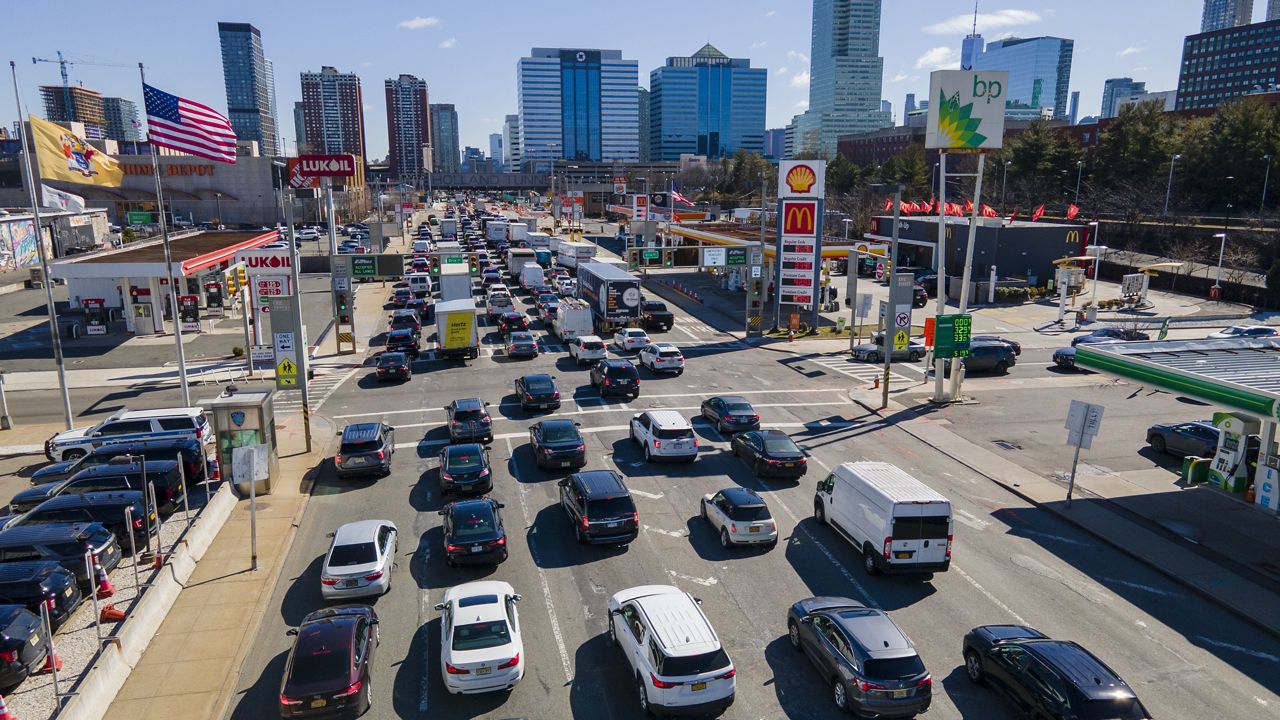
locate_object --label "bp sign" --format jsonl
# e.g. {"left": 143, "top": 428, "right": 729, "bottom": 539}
{"left": 934, "top": 314, "right": 973, "bottom": 359}
{"left": 925, "top": 70, "right": 1009, "bottom": 151}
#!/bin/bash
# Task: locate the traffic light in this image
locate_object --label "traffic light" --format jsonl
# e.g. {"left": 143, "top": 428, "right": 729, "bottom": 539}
{"left": 468, "top": 253, "right": 480, "bottom": 275}
{"left": 629, "top": 249, "right": 639, "bottom": 270}
{"left": 429, "top": 255, "right": 441, "bottom": 274}
{"left": 235, "top": 266, "right": 247, "bottom": 286}
{"left": 663, "top": 249, "right": 674, "bottom": 268}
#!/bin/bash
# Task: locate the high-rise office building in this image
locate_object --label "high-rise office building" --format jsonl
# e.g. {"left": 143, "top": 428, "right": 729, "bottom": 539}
{"left": 489, "top": 133, "right": 503, "bottom": 172}
{"left": 102, "top": 97, "right": 140, "bottom": 141}
{"left": 217, "top": 22, "right": 278, "bottom": 155}
{"left": 502, "top": 114, "right": 521, "bottom": 170}
{"left": 791, "top": 0, "right": 892, "bottom": 158}
{"left": 637, "top": 87, "right": 651, "bottom": 162}
{"left": 904, "top": 93, "right": 916, "bottom": 114}
{"left": 385, "top": 74, "right": 431, "bottom": 180}
{"left": 648, "top": 44, "right": 766, "bottom": 161}
{"left": 300, "top": 66, "right": 365, "bottom": 159}
{"left": 40, "top": 85, "right": 106, "bottom": 138}
{"left": 1068, "top": 91, "right": 1080, "bottom": 125}
{"left": 970, "top": 36, "right": 1075, "bottom": 120}
{"left": 461, "top": 146, "right": 493, "bottom": 173}
{"left": 292, "top": 101, "right": 306, "bottom": 153}
{"left": 881, "top": 100, "right": 893, "bottom": 121}
{"left": 962, "top": 34, "right": 985, "bottom": 70}
{"left": 1177, "top": 18, "right": 1280, "bottom": 110}
{"left": 764, "top": 128, "right": 786, "bottom": 159}
{"left": 1101, "top": 78, "right": 1146, "bottom": 118}
{"left": 1269, "top": 0, "right": 1280, "bottom": 20}
{"left": 517, "top": 47, "right": 639, "bottom": 170}
{"left": 429, "top": 104, "right": 460, "bottom": 174}
{"left": 1201, "top": 0, "right": 1254, "bottom": 31}
{"left": 264, "top": 58, "right": 280, "bottom": 153}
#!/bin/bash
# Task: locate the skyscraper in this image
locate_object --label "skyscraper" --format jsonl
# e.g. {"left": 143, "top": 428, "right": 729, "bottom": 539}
{"left": 970, "top": 36, "right": 1075, "bottom": 119}
{"left": 1177, "top": 18, "right": 1280, "bottom": 110}
{"left": 517, "top": 48, "right": 639, "bottom": 170}
{"left": 1270, "top": 0, "right": 1280, "bottom": 20}
{"left": 40, "top": 85, "right": 106, "bottom": 138}
{"left": 648, "top": 44, "right": 766, "bottom": 161}
{"left": 904, "top": 93, "right": 916, "bottom": 114}
{"left": 1068, "top": 90, "right": 1080, "bottom": 125}
{"left": 430, "top": 104, "right": 460, "bottom": 174}
{"left": 102, "top": 97, "right": 140, "bottom": 141}
{"left": 264, "top": 58, "right": 280, "bottom": 153}
{"left": 1201, "top": 0, "right": 1254, "bottom": 31}
{"left": 217, "top": 22, "right": 278, "bottom": 155}
{"left": 764, "top": 128, "right": 786, "bottom": 159}
{"left": 300, "top": 66, "right": 365, "bottom": 159}
{"left": 292, "top": 101, "right": 307, "bottom": 153}
{"left": 384, "top": 74, "right": 431, "bottom": 180}
{"left": 962, "top": 34, "right": 985, "bottom": 70}
{"left": 637, "top": 87, "right": 651, "bottom": 162}
{"left": 1100, "top": 78, "right": 1146, "bottom": 118}
{"left": 489, "top": 133, "right": 503, "bottom": 172}
{"left": 503, "top": 114, "right": 521, "bottom": 170}
{"left": 791, "top": 0, "right": 892, "bottom": 158}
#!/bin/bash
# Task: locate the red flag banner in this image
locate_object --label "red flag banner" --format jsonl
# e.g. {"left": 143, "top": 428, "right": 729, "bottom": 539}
{"left": 1008, "top": 207, "right": 1019, "bottom": 222}
{"left": 1066, "top": 204, "right": 1080, "bottom": 220}
{"left": 883, "top": 197, "right": 893, "bottom": 212}
{"left": 964, "top": 199, "right": 974, "bottom": 214}
{"left": 981, "top": 204, "right": 998, "bottom": 218}
{"left": 1032, "top": 204, "right": 1046, "bottom": 222}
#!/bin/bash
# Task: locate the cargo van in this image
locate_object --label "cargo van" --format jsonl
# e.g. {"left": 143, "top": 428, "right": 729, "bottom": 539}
{"left": 813, "top": 462, "right": 952, "bottom": 576}
{"left": 407, "top": 273, "right": 433, "bottom": 298}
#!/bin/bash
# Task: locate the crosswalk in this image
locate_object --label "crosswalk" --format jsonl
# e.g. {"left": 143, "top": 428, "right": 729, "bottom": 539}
{"left": 272, "top": 366, "right": 359, "bottom": 414}
{"left": 796, "top": 353, "right": 920, "bottom": 385}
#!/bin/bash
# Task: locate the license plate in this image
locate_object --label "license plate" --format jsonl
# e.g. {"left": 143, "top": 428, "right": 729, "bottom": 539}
{"left": 30, "top": 634, "right": 39, "bottom": 646}
{"left": 892, "top": 689, "right": 908, "bottom": 698}
{"left": 63, "top": 587, "right": 73, "bottom": 598}
{"left": 749, "top": 526, "right": 761, "bottom": 533}
{"left": 310, "top": 699, "right": 327, "bottom": 708}
{"left": 348, "top": 457, "right": 366, "bottom": 466}
{"left": 559, "top": 461, "right": 572, "bottom": 468}
{"left": 471, "top": 545, "right": 483, "bottom": 553}
{"left": 691, "top": 681, "right": 706, "bottom": 692}
{"left": 894, "top": 551, "right": 913, "bottom": 559}
{"left": 476, "top": 667, "right": 492, "bottom": 675}
{"left": 607, "top": 522, "right": 619, "bottom": 528}
{"left": 784, "top": 462, "right": 796, "bottom": 467}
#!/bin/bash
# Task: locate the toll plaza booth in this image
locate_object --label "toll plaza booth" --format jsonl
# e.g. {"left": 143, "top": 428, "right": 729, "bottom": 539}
{"left": 48, "top": 230, "right": 276, "bottom": 336}
{"left": 205, "top": 386, "right": 278, "bottom": 496}
{"left": 1076, "top": 338, "right": 1280, "bottom": 514}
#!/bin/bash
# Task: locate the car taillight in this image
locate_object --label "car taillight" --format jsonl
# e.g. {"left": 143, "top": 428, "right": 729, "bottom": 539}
{"left": 525, "top": 392, "right": 533, "bottom": 400}
{"left": 479, "top": 468, "right": 490, "bottom": 477}
{"left": 334, "top": 680, "right": 362, "bottom": 698}
{"left": 498, "top": 652, "right": 520, "bottom": 669}
{"left": 491, "top": 536, "right": 506, "bottom": 547}
{"left": 320, "top": 576, "right": 339, "bottom": 586}
{"left": 542, "top": 447, "right": 555, "bottom": 456}
{"left": 730, "top": 524, "right": 738, "bottom": 533}
{"left": 770, "top": 521, "right": 777, "bottom": 532}
{"left": 751, "top": 415, "right": 760, "bottom": 423}
{"left": 945, "top": 534, "right": 953, "bottom": 559}
{"left": 859, "top": 680, "right": 886, "bottom": 692}
{"left": 452, "top": 420, "right": 462, "bottom": 426}
{"left": 653, "top": 440, "right": 660, "bottom": 449}
{"left": 603, "top": 378, "right": 610, "bottom": 385}
{"left": 279, "top": 694, "right": 303, "bottom": 706}
{"left": 575, "top": 444, "right": 585, "bottom": 452}
{"left": 580, "top": 517, "right": 590, "bottom": 530}
{"left": 44, "top": 595, "right": 56, "bottom": 611}
{"left": 335, "top": 454, "right": 343, "bottom": 465}
{"left": 917, "top": 674, "right": 933, "bottom": 687}
{"left": 446, "top": 544, "right": 463, "bottom": 553}
{"left": 717, "top": 668, "right": 737, "bottom": 680}
{"left": 766, "top": 458, "right": 780, "bottom": 465}
{"left": 799, "top": 457, "right": 808, "bottom": 465}
{"left": 376, "top": 450, "right": 385, "bottom": 460}
{"left": 445, "top": 662, "right": 470, "bottom": 675}
{"left": 364, "top": 570, "right": 384, "bottom": 581}
{"left": 632, "top": 511, "right": 639, "bottom": 524}
{"left": 692, "top": 438, "right": 698, "bottom": 447}
{"left": 195, "top": 426, "right": 204, "bottom": 440}
{"left": 650, "top": 672, "right": 679, "bottom": 689}
{"left": 553, "top": 391, "right": 560, "bottom": 399}
{"left": 883, "top": 537, "right": 893, "bottom": 559}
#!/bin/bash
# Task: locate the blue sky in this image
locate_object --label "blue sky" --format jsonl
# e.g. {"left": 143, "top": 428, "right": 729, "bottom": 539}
{"left": 2, "top": 1, "right": 1218, "bottom": 160}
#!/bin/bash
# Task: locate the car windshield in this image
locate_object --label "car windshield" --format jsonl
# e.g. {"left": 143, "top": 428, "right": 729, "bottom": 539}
{"left": 453, "top": 409, "right": 486, "bottom": 421}
{"left": 541, "top": 424, "right": 580, "bottom": 443}
{"left": 658, "top": 648, "right": 731, "bottom": 677}
{"left": 445, "top": 451, "right": 484, "bottom": 472}
{"left": 451, "top": 620, "right": 511, "bottom": 651}
{"left": 1078, "top": 699, "right": 1149, "bottom": 720}
{"left": 725, "top": 403, "right": 755, "bottom": 414}
{"left": 511, "top": 334, "right": 534, "bottom": 344}
{"left": 726, "top": 504, "right": 772, "bottom": 522}
{"left": 763, "top": 434, "right": 800, "bottom": 454}
{"left": 451, "top": 506, "right": 495, "bottom": 538}
{"left": 863, "top": 655, "right": 926, "bottom": 680}
{"left": 524, "top": 377, "right": 554, "bottom": 392}
{"left": 290, "top": 631, "right": 351, "bottom": 682}
{"left": 378, "top": 355, "right": 404, "bottom": 367}
{"left": 329, "top": 542, "right": 377, "bottom": 566}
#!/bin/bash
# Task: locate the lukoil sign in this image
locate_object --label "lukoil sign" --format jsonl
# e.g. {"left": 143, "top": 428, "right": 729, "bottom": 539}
{"left": 234, "top": 250, "right": 292, "bottom": 272}
{"left": 925, "top": 70, "right": 1009, "bottom": 151}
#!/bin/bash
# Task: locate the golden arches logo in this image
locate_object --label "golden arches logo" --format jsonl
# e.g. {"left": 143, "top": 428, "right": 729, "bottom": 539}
{"left": 783, "top": 202, "right": 815, "bottom": 235}
{"left": 1066, "top": 230, "right": 1081, "bottom": 244}
{"left": 785, "top": 164, "right": 817, "bottom": 194}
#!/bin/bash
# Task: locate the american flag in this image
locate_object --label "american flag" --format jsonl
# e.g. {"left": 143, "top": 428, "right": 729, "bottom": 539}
{"left": 143, "top": 83, "right": 237, "bottom": 164}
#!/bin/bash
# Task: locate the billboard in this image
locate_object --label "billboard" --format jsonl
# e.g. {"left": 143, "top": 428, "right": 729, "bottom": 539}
{"left": 777, "top": 199, "right": 821, "bottom": 306}
{"left": 778, "top": 160, "right": 826, "bottom": 199}
{"left": 286, "top": 159, "right": 320, "bottom": 188}
{"left": 296, "top": 154, "right": 357, "bottom": 177}
{"left": 633, "top": 194, "right": 648, "bottom": 221}
{"left": 925, "top": 70, "right": 1009, "bottom": 151}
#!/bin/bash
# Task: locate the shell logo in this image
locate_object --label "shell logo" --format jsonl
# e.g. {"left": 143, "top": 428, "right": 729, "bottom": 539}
{"left": 785, "top": 164, "right": 817, "bottom": 194}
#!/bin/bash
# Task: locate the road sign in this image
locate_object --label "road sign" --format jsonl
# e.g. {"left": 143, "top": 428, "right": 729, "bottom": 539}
{"left": 726, "top": 248, "right": 748, "bottom": 266}
{"left": 857, "top": 293, "right": 873, "bottom": 319}
{"left": 895, "top": 312, "right": 910, "bottom": 328}
{"left": 751, "top": 265, "right": 762, "bottom": 278}
{"left": 701, "top": 247, "right": 727, "bottom": 267}
{"left": 642, "top": 249, "right": 660, "bottom": 260}
{"left": 276, "top": 357, "right": 298, "bottom": 387}
{"left": 273, "top": 331, "right": 295, "bottom": 356}
{"left": 893, "top": 330, "right": 909, "bottom": 351}
{"left": 443, "top": 256, "right": 465, "bottom": 264}
{"left": 875, "top": 262, "right": 885, "bottom": 280}
{"left": 933, "top": 314, "right": 973, "bottom": 359}
{"left": 1065, "top": 400, "right": 1105, "bottom": 438}
{"left": 351, "top": 257, "right": 377, "bottom": 277}
{"left": 269, "top": 295, "right": 303, "bottom": 391}
{"left": 333, "top": 276, "right": 350, "bottom": 292}
{"left": 296, "top": 154, "right": 357, "bottom": 177}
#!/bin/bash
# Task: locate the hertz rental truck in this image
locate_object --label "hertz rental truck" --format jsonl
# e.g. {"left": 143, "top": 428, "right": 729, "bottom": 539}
{"left": 438, "top": 263, "right": 473, "bottom": 303}
{"left": 435, "top": 299, "right": 479, "bottom": 360}
{"left": 577, "top": 262, "right": 642, "bottom": 333}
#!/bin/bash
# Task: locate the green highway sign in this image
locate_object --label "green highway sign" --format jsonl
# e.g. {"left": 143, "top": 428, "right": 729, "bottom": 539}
{"left": 934, "top": 314, "right": 973, "bottom": 359}
{"left": 443, "top": 256, "right": 465, "bottom": 264}
{"left": 642, "top": 249, "right": 660, "bottom": 260}
{"left": 351, "top": 257, "right": 377, "bottom": 277}
{"left": 726, "top": 248, "right": 748, "bottom": 265}
{"left": 127, "top": 211, "right": 152, "bottom": 225}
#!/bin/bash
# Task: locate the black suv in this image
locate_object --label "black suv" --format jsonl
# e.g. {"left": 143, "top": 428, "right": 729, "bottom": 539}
{"left": 944, "top": 342, "right": 1017, "bottom": 376}
{"left": 0, "top": 523, "right": 121, "bottom": 592}
{"left": 439, "top": 498, "right": 508, "bottom": 566}
{"left": 963, "top": 625, "right": 1151, "bottom": 720}
{"left": 0, "top": 604, "right": 51, "bottom": 693}
{"left": 589, "top": 359, "right": 640, "bottom": 399}
{"left": 29, "top": 436, "right": 208, "bottom": 488}
{"left": 445, "top": 399, "right": 493, "bottom": 443}
{"left": 641, "top": 300, "right": 673, "bottom": 331}
{"left": 15, "top": 491, "right": 153, "bottom": 550}
{"left": 384, "top": 328, "right": 421, "bottom": 357}
{"left": 336, "top": 423, "right": 395, "bottom": 479}
{"left": 557, "top": 471, "right": 638, "bottom": 545}
{"left": 0, "top": 562, "right": 83, "bottom": 630}
{"left": 11, "top": 459, "right": 185, "bottom": 516}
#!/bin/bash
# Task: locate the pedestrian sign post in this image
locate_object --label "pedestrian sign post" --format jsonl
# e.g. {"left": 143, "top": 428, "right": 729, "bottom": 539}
{"left": 893, "top": 330, "right": 909, "bottom": 351}
{"left": 276, "top": 358, "right": 298, "bottom": 388}
{"left": 1064, "top": 400, "right": 1106, "bottom": 507}
{"left": 933, "top": 314, "right": 972, "bottom": 359}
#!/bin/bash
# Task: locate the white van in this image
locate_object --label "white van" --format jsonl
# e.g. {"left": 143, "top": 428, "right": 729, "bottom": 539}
{"left": 813, "top": 462, "right": 952, "bottom": 576}
{"left": 407, "top": 272, "right": 433, "bottom": 298}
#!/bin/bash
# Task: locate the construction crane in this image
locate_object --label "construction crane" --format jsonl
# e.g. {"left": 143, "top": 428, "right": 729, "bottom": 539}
{"left": 31, "top": 51, "right": 128, "bottom": 123}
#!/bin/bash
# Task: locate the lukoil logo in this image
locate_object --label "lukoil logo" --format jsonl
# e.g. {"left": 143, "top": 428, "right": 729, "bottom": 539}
{"left": 241, "top": 254, "right": 291, "bottom": 269}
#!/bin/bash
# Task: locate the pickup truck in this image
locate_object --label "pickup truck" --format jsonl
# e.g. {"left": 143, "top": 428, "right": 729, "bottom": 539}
{"left": 641, "top": 300, "right": 674, "bottom": 332}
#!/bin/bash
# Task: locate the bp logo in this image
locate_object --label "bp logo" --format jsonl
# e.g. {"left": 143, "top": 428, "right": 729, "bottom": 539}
{"left": 1272, "top": 398, "right": 1280, "bottom": 424}
{"left": 934, "top": 74, "right": 1003, "bottom": 149}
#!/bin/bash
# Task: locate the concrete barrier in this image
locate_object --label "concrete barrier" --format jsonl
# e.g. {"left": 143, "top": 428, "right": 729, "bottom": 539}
{"left": 55, "top": 484, "right": 238, "bottom": 720}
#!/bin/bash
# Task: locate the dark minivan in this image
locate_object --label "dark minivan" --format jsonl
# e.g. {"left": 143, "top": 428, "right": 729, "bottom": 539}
{"left": 558, "top": 471, "right": 639, "bottom": 545}
{"left": 11, "top": 459, "right": 185, "bottom": 516}
{"left": 0, "top": 523, "right": 122, "bottom": 592}
{"left": 13, "top": 491, "right": 154, "bottom": 550}
{"left": 0, "top": 561, "right": 83, "bottom": 629}
{"left": 29, "top": 436, "right": 208, "bottom": 488}
{"left": 0, "top": 604, "right": 52, "bottom": 693}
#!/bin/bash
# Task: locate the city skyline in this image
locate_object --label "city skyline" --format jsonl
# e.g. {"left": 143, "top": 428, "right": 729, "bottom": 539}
{"left": 0, "top": 0, "right": 1239, "bottom": 161}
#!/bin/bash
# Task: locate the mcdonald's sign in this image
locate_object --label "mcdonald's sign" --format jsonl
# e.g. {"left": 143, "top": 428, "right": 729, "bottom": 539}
{"left": 1066, "top": 230, "right": 1081, "bottom": 245}
{"left": 781, "top": 200, "right": 817, "bottom": 235}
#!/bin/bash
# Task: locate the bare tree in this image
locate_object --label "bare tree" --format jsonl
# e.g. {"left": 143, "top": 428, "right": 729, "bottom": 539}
{"left": 1160, "top": 236, "right": 1209, "bottom": 290}
{"left": 1220, "top": 242, "right": 1262, "bottom": 286}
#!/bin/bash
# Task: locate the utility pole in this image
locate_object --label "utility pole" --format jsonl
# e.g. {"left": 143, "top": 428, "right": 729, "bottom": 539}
{"left": 948, "top": 154, "right": 987, "bottom": 401}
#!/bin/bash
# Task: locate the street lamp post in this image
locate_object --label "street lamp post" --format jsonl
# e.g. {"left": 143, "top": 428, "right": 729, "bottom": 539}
{"left": 1074, "top": 161, "right": 1083, "bottom": 204}
{"left": 1001, "top": 160, "right": 1011, "bottom": 205}
{"left": 214, "top": 192, "right": 222, "bottom": 229}
{"left": 1213, "top": 232, "right": 1227, "bottom": 291}
{"left": 1163, "top": 154, "right": 1181, "bottom": 215}
{"left": 1262, "top": 154, "right": 1273, "bottom": 218}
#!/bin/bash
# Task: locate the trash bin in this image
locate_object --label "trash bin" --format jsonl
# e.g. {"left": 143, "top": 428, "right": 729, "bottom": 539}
{"left": 1182, "top": 456, "right": 1210, "bottom": 485}
{"left": 1085, "top": 305, "right": 1098, "bottom": 323}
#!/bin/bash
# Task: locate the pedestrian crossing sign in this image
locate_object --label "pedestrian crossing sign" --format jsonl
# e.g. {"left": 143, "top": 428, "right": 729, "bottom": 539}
{"left": 893, "top": 330, "right": 909, "bottom": 351}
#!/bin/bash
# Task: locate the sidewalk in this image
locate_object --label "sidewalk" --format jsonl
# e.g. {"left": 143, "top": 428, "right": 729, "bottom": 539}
{"left": 847, "top": 387, "right": 1280, "bottom": 641}
{"left": 0, "top": 421, "right": 63, "bottom": 457}
{"left": 101, "top": 409, "right": 333, "bottom": 720}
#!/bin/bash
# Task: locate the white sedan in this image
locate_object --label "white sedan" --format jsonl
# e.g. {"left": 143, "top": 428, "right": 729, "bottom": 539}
{"left": 613, "top": 328, "right": 651, "bottom": 352}
{"left": 320, "top": 519, "right": 397, "bottom": 600}
{"left": 436, "top": 580, "right": 524, "bottom": 694}
{"left": 1207, "top": 325, "right": 1278, "bottom": 339}
{"left": 638, "top": 343, "right": 685, "bottom": 374}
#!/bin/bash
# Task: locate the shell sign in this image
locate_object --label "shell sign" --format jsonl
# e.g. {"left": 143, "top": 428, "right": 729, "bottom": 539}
{"left": 778, "top": 160, "right": 826, "bottom": 199}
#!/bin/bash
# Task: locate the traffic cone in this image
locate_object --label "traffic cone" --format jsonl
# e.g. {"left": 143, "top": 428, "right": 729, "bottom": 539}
{"left": 152, "top": 552, "right": 167, "bottom": 570}
{"left": 94, "top": 561, "right": 114, "bottom": 600}
{"left": 99, "top": 603, "right": 126, "bottom": 623}
{"left": 0, "top": 693, "right": 15, "bottom": 720}
{"left": 38, "top": 651, "right": 62, "bottom": 674}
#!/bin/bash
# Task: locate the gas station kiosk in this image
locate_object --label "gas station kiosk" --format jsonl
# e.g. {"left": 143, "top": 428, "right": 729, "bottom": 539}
{"left": 205, "top": 385, "right": 278, "bottom": 496}
{"left": 1077, "top": 338, "right": 1280, "bottom": 513}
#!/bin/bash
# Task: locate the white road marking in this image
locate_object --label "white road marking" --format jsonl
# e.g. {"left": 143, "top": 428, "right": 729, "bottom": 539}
{"left": 954, "top": 508, "right": 990, "bottom": 531}
{"left": 667, "top": 570, "right": 718, "bottom": 586}
{"left": 1016, "top": 529, "right": 1092, "bottom": 547}
{"left": 1193, "top": 636, "right": 1280, "bottom": 664}
{"left": 417, "top": 540, "right": 431, "bottom": 713}
{"left": 675, "top": 324, "right": 699, "bottom": 340}
{"left": 954, "top": 565, "right": 1028, "bottom": 626}
{"left": 1102, "top": 578, "right": 1181, "bottom": 598}
{"left": 505, "top": 438, "right": 574, "bottom": 684}
{"left": 629, "top": 489, "right": 666, "bottom": 500}
{"left": 1257, "top": 697, "right": 1270, "bottom": 707}
{"left": 643, "top": 524, "right": 689, "bottom": 538}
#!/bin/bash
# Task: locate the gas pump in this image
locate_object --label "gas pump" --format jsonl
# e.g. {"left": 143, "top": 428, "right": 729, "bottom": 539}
{"left": 82, "top": 298, "right": 108, "bottom": 335}
{"left": 177, "top": 294, "right": 201, "bottom": 333}
{"left": 204, "top": 281, "right": 225, "bottom": 317}
{"left": 1209, "top": 413, "right": 1261, "bottom": 493}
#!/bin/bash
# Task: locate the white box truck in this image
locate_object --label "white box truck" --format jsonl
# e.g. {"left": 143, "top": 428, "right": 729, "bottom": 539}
{"left": 551, "top": 297, "right": 594, "bottom": 341}
{"left": 487, "top": 221, "right": 509, "bottom": 243}
{"left": 813, "top": 462, "right": 952, "bottom": 576}
{"left": 435, "top": 299, "right": 479, "bottom": 360}
{"left": 438, "top": 263, "right": 474, "bottom": 303}
{"left": 556, "top": 241, "right": 597, "bottom": 272}
{"left": 510, "top": 223, "right": 530, "bottom": 244}
{"left": 520, "top": 262, "right": 545, "bottom": 291}
{"left": 527, "top": 231, "right": 552, "bottom": 250}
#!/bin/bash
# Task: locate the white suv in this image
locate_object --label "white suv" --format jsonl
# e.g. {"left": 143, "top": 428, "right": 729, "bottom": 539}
{"left": 638, "top": 343, "right": 685, "bottom": 374}
{"left": 630, "top": 410, "right": 698, "bottom": 462}
{"left": 568, "top": 335, "right": 608, "bottom": 365}
{"left": 608, "top": 585, "right": 735, "bottom": 718}
{"left": 45, "top": 407, "right": 211, "bottom": 461}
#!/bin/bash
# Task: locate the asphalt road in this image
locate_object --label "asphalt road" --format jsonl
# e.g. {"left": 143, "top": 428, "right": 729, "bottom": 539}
{"left": 223, "top": 277, "right": 1280, "bottom": 720}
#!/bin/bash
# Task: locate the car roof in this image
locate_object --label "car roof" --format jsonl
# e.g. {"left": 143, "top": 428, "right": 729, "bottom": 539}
{"left": 600, "top": 358, "right": 634, "bottom": 368}
{"left": 622, "top": 327, "right": 647, "bottom": 334}
{"left": 522, "top": 373, "right": 553, "bottom": 383}
{"left": 538, "top": 418, "right": 578, "bottom": 433}
{"left": 649, "top": 343, "right": 680, "bottom": 352}
{"left": 712, "top": 395, "right": 750, "bottom": 404}
{"left": 0, "top": 561, "right": 66, "bottom": 583}
{"left": 832, "top": 608, "right": 915, "bottom": 658}
{"left": 1024, "top": 641, "right": 1134, "bottom": 699}
{"left": 76, "top": 459, "right": 179, "bottom": 476}
{"left": 644, "top": 410, "right": 691, "bottom": 429}
{"left": 632, "top": 587, "right": 720, "bottom": 656}
{"left": 332, "top": 519, "right": 391, "bottom": 545}
{"left": 388, "top": 327, "right": 414, "bottom": 336}
{"left": 452, "top": 398, "right": 485, "bottom": 411}
{"left": 509, "top": 332, "right": 535, "bottom": 341}
{"left": 341, "top": 423, "right": 384, "bottom": 442}
{"left": 573, "top": 470, "right": 629, "bottom": 498}
{"left": 379, "top": 352, "right": 407, "bottom": 362}
{"left": 0, "top": 522, "right": 103, "bottom": 544}
{"left": 116, "top": 407, "right": 204, "bottom": 421}
{"left": 718, "top": 487, "right": 764, "bottom": 508}
{"left": 443, "top": 580, "right": 515, "bottom": 613}
{"left": 34, "top": 490, "right": 143, "bottom": 510}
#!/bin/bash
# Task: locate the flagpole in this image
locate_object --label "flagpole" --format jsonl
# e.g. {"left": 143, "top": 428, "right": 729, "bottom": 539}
{"left": 139, "top": 63, "right": 191, "bottom": 408}
{"left": 9, "top": 61, "right": 73, "bottom": 430}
